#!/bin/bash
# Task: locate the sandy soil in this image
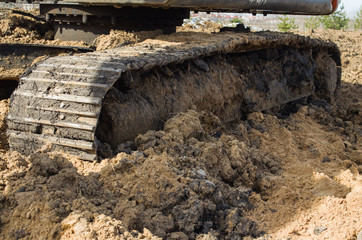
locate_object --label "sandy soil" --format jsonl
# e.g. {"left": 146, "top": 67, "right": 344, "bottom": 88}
{"left": 0, "top": 11, "right": 361, "bottom": 240}
{"left": 0, "top": 12, "right": 163, "bottom": 79}
{"left": 0, "top": 12, "right": 87, "bottom": 46}
{"left": 177, "top": 20, "right": 222, "bottom": 34}
{"left": 0, "top": 12, "right": 163, "bottom": 49}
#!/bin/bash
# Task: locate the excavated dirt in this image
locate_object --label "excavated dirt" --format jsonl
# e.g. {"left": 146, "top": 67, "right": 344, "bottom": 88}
{"left": 0, "top": 12, "right": 86, "bottom": 46}
{"left": 0, "top": 11, "right": 163, "bottom": 48}
{"left": 0, "top": 10, "right": 361, "bottom": 240}
{"left": 94, "top": 29, "right": 163, "bottom": 51}
{"left": 0, "top": 12, "right": 88, "bottom": 79}
{"left": 177, "top": 20, "right": 222, "bottom": 34}
{"left": 0, "top": 11, "right": 163, "bottom": 79}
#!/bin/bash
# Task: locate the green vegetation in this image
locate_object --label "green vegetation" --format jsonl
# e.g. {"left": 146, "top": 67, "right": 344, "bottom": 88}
{"left": 230, "top": 18, "right": 243, "bottom": 24}
{"left": 278, "top": 16, "right": 298, "bottom": 32}
{"left": 353, "top": 5, "right": 362, "bottom": 30}
{"left": 304, "top": 16, "right": 321, "bottom": 30}
{"left": 319, "top": 1, "right": 349, "bottom": 30}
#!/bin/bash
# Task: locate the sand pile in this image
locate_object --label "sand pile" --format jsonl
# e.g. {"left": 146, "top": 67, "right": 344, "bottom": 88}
{"left": 0, "top": 10, "right": 360, "bottom": 239}
{"left": 0, "top": 79, "right": 360, "bottom": 239}
{"left": 0, "top": 12, "right": 87, "bottom": 47}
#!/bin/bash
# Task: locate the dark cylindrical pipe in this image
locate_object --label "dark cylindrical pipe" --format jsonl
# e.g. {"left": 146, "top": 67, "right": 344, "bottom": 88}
{"left": 63, "top": 0, "right": 337, "bottom": 15}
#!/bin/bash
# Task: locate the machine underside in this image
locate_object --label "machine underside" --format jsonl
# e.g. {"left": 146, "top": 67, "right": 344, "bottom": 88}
{"left": 40, "top": 4, "right": 190, "bottom": 42}
{"left": 35, "top": 0, "right": 337, "bottom": 42}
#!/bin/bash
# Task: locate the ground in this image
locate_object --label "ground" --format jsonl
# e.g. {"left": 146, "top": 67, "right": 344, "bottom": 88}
{"left": 0, "top": 11, "right": 361, "bottom": 240}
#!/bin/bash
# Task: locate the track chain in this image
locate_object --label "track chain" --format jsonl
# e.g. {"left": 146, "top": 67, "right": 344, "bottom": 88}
{"left": 7, "top": 32, "right": 340, "bottom": 161}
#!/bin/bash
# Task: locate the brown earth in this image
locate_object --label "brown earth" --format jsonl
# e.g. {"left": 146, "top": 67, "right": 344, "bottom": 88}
{"left": 0, "top": 12, "right": 86, "bottom": 46}
{"left": 177, "top": 20, "right": 222, "bottom": 34}
{"left": 0, "top": 12, "right": 163, "bottom": 48}
{"left": 0, "top": 11, "right": 163, "bottom": 79}
{"left": 0, "top": 11, "right": 361, "bottom": 240}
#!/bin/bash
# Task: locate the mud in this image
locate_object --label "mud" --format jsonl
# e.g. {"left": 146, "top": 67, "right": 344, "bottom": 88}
{"left": 0, "top": 10, "right": 361, "bottom": 240}
{"left": 97, "top": 46, "right": 332, "bottom": 152}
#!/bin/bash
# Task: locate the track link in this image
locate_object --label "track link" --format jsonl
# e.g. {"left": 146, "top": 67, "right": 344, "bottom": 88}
{"left": 0, "top": 43, "right": 93, "bottom": 80}
{"left": 7, "top": 32, "right": 341, "bottom": 161}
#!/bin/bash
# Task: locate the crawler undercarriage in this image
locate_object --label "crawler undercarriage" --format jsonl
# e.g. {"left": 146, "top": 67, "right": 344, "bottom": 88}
{"left": 6, "top": 32, "right": 341, "bottom": 160}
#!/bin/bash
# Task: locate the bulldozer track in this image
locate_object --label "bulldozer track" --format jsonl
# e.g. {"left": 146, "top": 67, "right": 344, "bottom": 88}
{"left": 7, "top": 32, "right": 341, "bottom": 161}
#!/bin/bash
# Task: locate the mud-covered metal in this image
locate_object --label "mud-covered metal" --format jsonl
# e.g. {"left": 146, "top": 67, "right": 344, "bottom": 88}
{"left": 0, "top": 44, "right": 93, "bottom": 78}
{"left": 7, "top": 32, "right": 341, "bottom": 161}
{"left": 62, "top": 0, "right": 337, "bottom": 15}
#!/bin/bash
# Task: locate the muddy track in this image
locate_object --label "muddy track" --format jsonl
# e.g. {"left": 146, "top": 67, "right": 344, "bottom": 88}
{"left": 0, "top": 43, "right": 93, "bottom": 79}
{"left": 6, "top": 32, "right": 341, "bottom": 161}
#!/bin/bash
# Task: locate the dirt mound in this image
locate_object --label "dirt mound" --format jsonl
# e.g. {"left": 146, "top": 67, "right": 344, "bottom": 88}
{"left": 0, "top": 12, "right": 88, "bottom": 47}
{"left": 0, "top": 80, "right": 361, "bottom": 239}
{"left": 0, "top": 10, "right": 360, "bottom": 239}
{"left": 0, "top": 11, "right": 164, "bottom": 49}
{"left": 93, "top": 29, "right": 163, "bottom": 51}
{"left": 0, "top": 13, "right": 52, "bottom": 42}
{"left": 244, "top": 104, "right": 361, "bottom": 239}
{"left": 178, "top": 20, "right": 222, "bottom": 34}
{"left": 0, "top": 107, "right": 277, "bottom": 239}
{"left": 0, "top": 11, "right": 162, "bottom": 80}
